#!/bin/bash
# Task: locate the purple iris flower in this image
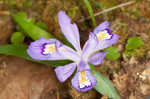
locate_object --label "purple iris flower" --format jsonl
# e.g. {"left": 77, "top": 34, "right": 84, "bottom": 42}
{"left": 27, "top": 11, "right": 118, "bottom": 92}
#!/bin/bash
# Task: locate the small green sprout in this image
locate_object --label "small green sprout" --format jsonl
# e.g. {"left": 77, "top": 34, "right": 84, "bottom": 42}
{"left": 125, "top": 37, "right": 144, "bottom": 57}
{"left": 106, "top": 46, "right": 120, "bottom": 60}
{"left": 11, "top": 32, "right": 25, "bottom": 45}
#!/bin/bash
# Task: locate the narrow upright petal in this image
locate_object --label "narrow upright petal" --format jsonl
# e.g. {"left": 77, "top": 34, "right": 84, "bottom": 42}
{"left": 88, "top": 52, "right": 106, "bottom": 65}
{"left": 27, "top": 38, "right": 66, "bottom": 60}
{"left": 82, "top": 32, "right": 99, "bottom": 61}
{"left": 71, "top": 71, "right": 97, "bottom": 92}
{"left": 58, "top": 11, "right": 81, "bottom": 51}
{"left": 55, "top": 63, "right": 76, "bottom": 82}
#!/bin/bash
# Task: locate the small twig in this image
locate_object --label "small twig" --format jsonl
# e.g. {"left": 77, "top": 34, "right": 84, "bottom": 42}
{"left": 93, "top": 0, "right": 108, "bottom": 20}
{"left": 56, "top": 89, "right": 60, "bottom": 99}
{"left": 78, "top": 0, "right": 136, "bottom": 22}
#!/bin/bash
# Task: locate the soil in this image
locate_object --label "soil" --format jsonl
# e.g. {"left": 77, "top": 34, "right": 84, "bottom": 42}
{"left": 0, "top": 0, "right": 150, "bottom": 99}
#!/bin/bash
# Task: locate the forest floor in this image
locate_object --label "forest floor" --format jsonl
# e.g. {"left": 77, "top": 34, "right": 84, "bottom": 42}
{"left": 0, "top": 0, "right": 150, "bottom": 99}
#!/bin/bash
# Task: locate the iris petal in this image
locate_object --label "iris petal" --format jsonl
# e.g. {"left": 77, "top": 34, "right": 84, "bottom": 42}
{"left": 58, "top": 45, "right": 81, "bottom": 62}
{"left": 82, "top": 32, "right": 98, "bottom": 61}
{"left": 27, "top": 37, "right": 80, "bottom": 62}
{"left": 71, "top": 71, "right": 97, "bottom": 92}
{"left": 27, "top": 38, "right": 66, "bottom": 60}
{"left": 77, "top": 60, "right": 90, "bottom": 72}
{"left": 88, "top": 52, "right": 106, "bottom": 65}
{"left": 95, "top": 34, "right": 119, "bottom": 51}
{"left": 93, "top": 21, "right": 119, "bottom": 51}
{"left": 55, "top": 63, "right": 76, "bottom": 82}
{"left": 93, "top": 21, "right": 110, "bottom": 34}
{"left": 58, "top": 11, "right": 81, "bottom": 52}
{"left": 82, "top": 21, "right": 118, "bottom": 59}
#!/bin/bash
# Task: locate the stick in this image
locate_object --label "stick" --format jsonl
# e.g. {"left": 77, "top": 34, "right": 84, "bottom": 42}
{"left": 78, "top": 0, "right": 136, "bottom": 22}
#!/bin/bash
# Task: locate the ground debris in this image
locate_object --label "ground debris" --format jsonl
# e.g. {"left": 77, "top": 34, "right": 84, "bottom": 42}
{"left": 0, "top": 56, "right": 69, "bottom": 99}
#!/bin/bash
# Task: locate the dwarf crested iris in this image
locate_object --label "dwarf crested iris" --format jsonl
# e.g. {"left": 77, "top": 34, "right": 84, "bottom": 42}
{"left": 27, "top": 11, "right": 118, "bottom": 92}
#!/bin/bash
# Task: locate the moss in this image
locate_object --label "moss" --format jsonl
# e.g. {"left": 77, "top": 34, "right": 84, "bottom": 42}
{"left": 134, "top": 48, "right": 146, "bottom": 58}
{"left": 98, "top": 0, "right": 119, "bottom": 9}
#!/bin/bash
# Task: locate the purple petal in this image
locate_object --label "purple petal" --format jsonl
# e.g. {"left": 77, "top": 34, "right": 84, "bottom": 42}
{"left": 93, "top": 21, "right": 110, "bottom": 34}
{"left": 88, "top": 52, "right": 106, "bottom": 65}
{"left": 82, "top": 21, "right": 118, "bottom": 61}
{"left": 71, "top": 71, "right": 97, "bottom": 92}
{"left": 27, "top": 38, "right": 67, "bottom": 60}
{"left": 58, "top": 11, "right": 81, "bottom": 52}
{"left": 82, "top": 32, "right": 99, "bottom": 61}
{"left": 77, "top": 61, "right": 90, "bottom": 72}
{"left": 92, "top": 21, "right": 119, "bottom": 51}
{"left": 95, "top": 33, "right": 119, "bottom": 51}
{"left": 58, "top": 45, "right": 81, "bottom": 62}
{"left": 55, "top": 63, "right": 76, "bottom": 82}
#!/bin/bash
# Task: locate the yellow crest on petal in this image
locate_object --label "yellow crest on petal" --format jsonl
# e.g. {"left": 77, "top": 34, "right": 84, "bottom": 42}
{"left": 96, "top": 30, "right": 111, "bottom": 41}
{"left": 79, "top": 71, "right": 91, "bottom": 88}
{"left": 43, "top": 44, "right": 56, "bottom": 54}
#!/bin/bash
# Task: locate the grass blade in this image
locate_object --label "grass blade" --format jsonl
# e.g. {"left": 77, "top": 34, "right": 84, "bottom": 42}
{"left": 84, "top": 0, "right": 97, "bottom": 27}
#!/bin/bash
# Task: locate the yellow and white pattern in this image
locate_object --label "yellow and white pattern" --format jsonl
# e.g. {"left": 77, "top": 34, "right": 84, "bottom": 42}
{"left": 79, "top": 72, "right": 91, "bottom": 88}
{"left": 96, "top": 30, "right": 112, "bottom": 41}
{"left": 43, "top": 44, "right": 56, "bottom": 54}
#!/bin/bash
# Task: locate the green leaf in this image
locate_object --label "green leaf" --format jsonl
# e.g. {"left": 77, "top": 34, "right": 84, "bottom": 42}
{"left": 15, "top": 12, "right": 27, "bottom": 19}
{"left": 36, "top": 21, "right": 48, "bottom": 30}
{"left": 11, "top": 13, "right": 54, "bottom": 40}
{"left": 84, "top": 0, "right": 97, "bottom": 27}
{"left": 106, "top": 47, "right": 120, "bottom": 60}
{"left": 0, "top": 45, "right": 71, "bottom": 66}
{"left": 89, "top": 64, "right": 120, "bottom": 99}
{"left": 126, "top": 37, "right": 144, "bottom": 50}
{"left": 14, "top": 12, "right": 35, "bottom": 24}
{"left": 11, "top": 32, "right": 25, "bottom": 45}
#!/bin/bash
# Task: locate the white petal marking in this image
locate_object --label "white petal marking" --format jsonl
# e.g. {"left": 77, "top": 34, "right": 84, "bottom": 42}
{"left": 43, "top": 44, "right": 56, "bottom": 54}
{"left": 96, "top": 30, "right": 112, "bottom": 41}
{"left": 79, "top": 72, "right": 91, "bottom": 88}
